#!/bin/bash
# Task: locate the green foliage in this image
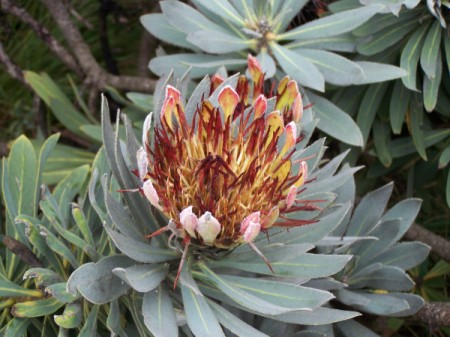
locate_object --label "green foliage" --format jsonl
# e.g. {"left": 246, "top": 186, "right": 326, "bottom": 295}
{"left": 141, "top": 0, "right": 411, "bottom": 147}
{"left": 330, "top": 0, "right": 450, "bottom": 207}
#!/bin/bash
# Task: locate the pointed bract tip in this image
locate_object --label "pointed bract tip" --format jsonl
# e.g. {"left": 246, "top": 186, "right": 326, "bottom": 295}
{"left": 180, "top": 206, "right": 198, "bottom": 238}
{"left": 143, "top": 180, "right": 160, "bottom": 209}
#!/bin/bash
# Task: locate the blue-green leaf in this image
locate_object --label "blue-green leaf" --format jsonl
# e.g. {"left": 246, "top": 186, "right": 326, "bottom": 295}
{"left": 278, "top": 5, "right": 381, "bottom": 40}
{"left": 271, "top": 43, "right": 325, "bottom": 91}
{"left": 140, "top": 14, "right": 198, "bottom": 50}
{"left": 67, "top": 255, "right": 133, "bottom": 304}
{"left": 294, "top": 49, "right": 363, "bottom": 85}
{"left": 256, "top": 49, "right": 276, "bottom": 78}
{"left": 208, "top": 300, "right": 269, "bottom": 337}
{"left": 420, "top": 20, "right": 442, "bottom": 79}
{"left": 370, "top": 241, "right": 430, "bottom": 270}
{"left": 286, "top": 33, "right": 356, "bottom": 52}
{"left": 181, "top": 281, "right": 225, "bottom": 337}
{"left": 78, "top": 305, "right": 99, "bottom": 337}
{"left": 307, "top": 92, "right": 363, "bottom": 146}
{"left": 356, "top": 82, "right": 389, "bottom": 145}
{"left": 113, "top": 264, "right": 169, "bottom": 293}
{"left": 194, "top": 0, "right": 245, "bottom": 26}
{"left": 409, "top": 93, "right": 427, "bottom": 159}
{"left": 143, "top": 286, "right": 179, "bottom": 337}
{"left": 423, "top": 52, "right": 443, "bottom": 112}
{"left": 400, "top": 21, "right": 431, "bottom": 91}
{"left": 390, "top": 80, "right": 411, "bottom": 134}
{"left": 373, "top": 119, "right": 392, "bottom": 167}
{"left": 352, "top": 61, "right": 407, "bottom": 85}
{"left": 187, "top": 30, "right": 253, "bottom": 53}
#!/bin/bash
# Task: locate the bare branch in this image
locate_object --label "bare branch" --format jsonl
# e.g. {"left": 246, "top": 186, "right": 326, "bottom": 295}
{"left": 405, "top": 223, "right": 450, "bottom": 263}
{"left": 41, "top": 0, "right": 156, "bottom": 93}
{"left": 412, "top": 302, "right": 450, "bottom": 327}
{"left": 0, "top": 41, "right": 26, "bottom": 84}
{"left": 0, "top": 0, "right": 82, "bottom": 76}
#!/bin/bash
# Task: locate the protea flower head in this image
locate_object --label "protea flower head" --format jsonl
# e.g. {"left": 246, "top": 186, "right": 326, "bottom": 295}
{"left": 136, "top": 55, "right": 319, "bottom": 284}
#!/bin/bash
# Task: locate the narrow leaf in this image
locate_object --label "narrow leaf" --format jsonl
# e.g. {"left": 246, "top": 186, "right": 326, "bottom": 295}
{"left": 420, "top": 20, "right": 442, "bottom": 79}
{"left": 307, "top": 92, "right": 363, "bottom": 146}
{"left": 278, "top": 5, "right": 381, "bottom": 40}
{"left": 271, "top": 43, "right": 325, "bottom": 91}
{"left": 143, "top": 286, "right": 179, "bottom": 337}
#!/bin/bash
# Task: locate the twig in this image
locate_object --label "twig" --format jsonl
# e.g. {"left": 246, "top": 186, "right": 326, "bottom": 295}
{"left": 412, "top": 302, "right": 450, "bottom": 327}
{"left": 0, "top": 41, "right": 25, "bottom": 84}
{"left": 41, "top": 0, "right": 156, "bottom": 93}
{"left": 405, "top": 223, "right": 450, "bottom": 263}
{"left": 0, "top": 0, "right": 82, "bottom": 77}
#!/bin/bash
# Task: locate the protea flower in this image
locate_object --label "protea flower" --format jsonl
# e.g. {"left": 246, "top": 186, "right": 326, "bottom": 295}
{"left": 136, "top": 55, "right": 319, "bottom": 284}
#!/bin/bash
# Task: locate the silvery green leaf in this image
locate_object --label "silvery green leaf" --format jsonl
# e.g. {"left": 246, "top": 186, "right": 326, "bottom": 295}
{"left": 410, "top": 93, "right": 427, "bottom": 159}
{"left": 352, "top": 61, "right": 407, "bottom": 85}
{"left": 181, "top": 281, "right": 225, "bottom": 337}
{"left": 194, "top": 0, "right": 245, "bottom": 26}
{"left": 113, "top": 264, "right": 169, "bottom": 293}
{"left": 400, "top": 22, "right": 431, "bottom": 91}
{"left": 304, "top": 165, "right": 362, "bottom": 195}
{"left": 286, "top": 33, "right": 356, "bottom": 52}
{"left": 271, "top": 43, "right": 325, "bottom": 91}
{"left": 67, "top": 256, "right": 133, "bottom": 304}
{"left": 307, "top": 92, "right": 363, "bottom": 146}
{"left": 107, "top": 299, "right": 121, "bottom": 335}
{"left": 385, "top": 293, "right": 424, "bottom": 316}
{"left": 188, "top": 30, "right": 253, "bottom": 53}
{"left": 292, "top": 331, "right": 327, "bottom": 337}
{"left": 316, "top": 236, "right": 377, "bottom": 248}
{"left": 271, "top": 307, "right": 360, "bottom": 325}
{"left": 423, "top": 51, "right": 443, "bottom": 112}
{"left": 439, "top": 144, "right": 450, "bottom": 168}
{"left": 225, "top": 243, "right": 314, "bottom": 262}
{"left": 373, "top": 119, "right": 392, "bottom": 167}
{"left": 199, "top": 263, "right": 308, "bottom": 315}
{"left": 381, "top": 198, "right": 422, "bottom": 242}
{"left": 353, "top": 12, "right": 405, "bottom": 37}
{"left": 105, "top": 191, "right": 144, "bottom": 241}
{"left": 336, "top": 319, "right": 379, "bottom": 337}
{"left": 356, "top": 17, "right": 417, "bottom": 55}
{"left": 256, "top": 49, "right": 276, "bottom": 78}
{"left": 390, "top": 80, "right": 411, "bottom": 134}
{"left": 356, "top": 82, "right": 389, "bottom": 145}
{"left": 140, "top": 14, "right": 198, "bottom": 50}
{"left": 302, "top": 278, "right": 348, "bottom": 291}
{"left": 105, "top": 226, "right": 179, "bottom": 263}
{"left": 211, "top": 274, "right": 334, "bottom": 310}
{"left": 311, "top": 150, "right": 350, "bottom": 180}
{"left": 351, "top": 219, "right": 401, "bottom": 262}
{"left": 269, "top": 202, "right": 351, "bottom": 245}
{"left": 294, "top": 49, "right": 363, "bottom": 85}
{"left": 78, "top": 305, "right": 99, "bottom": 337}
{"left": 273, "top": 0, "right": 309, "bottom": 33}
{"left": 212, "top": 250, "right": 351, "bottom": 278}
{"left": 346, "top": 183, "right": 393, "bottom": 236}
{"left": 369, "top": 241, "right": 430, "bottom": 269}
{"left": 420, "top": 20, "right": 442, "bottom": 79}
{"left": 292, "top": 138, "right": 326, "bottom": 173}
{"left": 207, "top": 300, "right": 270, "bottom": 337}
{"left": 143, "top": 286, "right": 179, "bottom": 337}
{"left": 150, "top": 54, "right": 246, "bottom": 78}
{"left": 279, "top": 5, "right": 382, "bottom": 40}
{"left": 39, "top": 226, "right": 79, "bottom": 269}
{"left": 349, "top": 265, "right": 415, "bottom": 291}
{"left": 161, "top": 0, "right": 227, "bottom": 34}
{"left": 336, "top": 289, "right": 410, "bottom": 315}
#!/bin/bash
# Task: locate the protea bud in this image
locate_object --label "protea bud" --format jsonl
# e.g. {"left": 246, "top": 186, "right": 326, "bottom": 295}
{"left": 137, "top": 54, "right": 320, "bottom": 283}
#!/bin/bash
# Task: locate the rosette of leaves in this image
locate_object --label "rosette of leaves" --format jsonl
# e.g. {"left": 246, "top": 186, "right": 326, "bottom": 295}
{"left": 298, "top": 182, "right": 430, "bottom": 336}
{"left": 141, "top": 0, "right": 409, "bottom": 147}
{"left": 66, "top": 60, "right": 368, "bottom": 337}
{"left": 329, "top": 0, "right": 450, "bottom": 206}
{"left": 0, "top": 134, "right": 135, "bottom": 336}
